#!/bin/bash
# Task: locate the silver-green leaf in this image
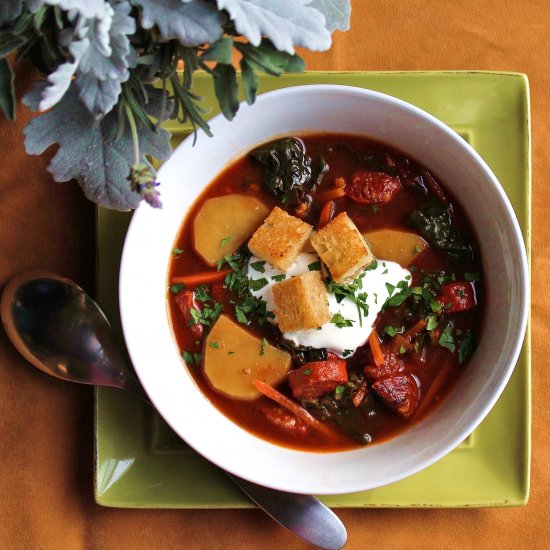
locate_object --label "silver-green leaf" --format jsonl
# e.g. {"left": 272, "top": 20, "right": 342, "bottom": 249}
{"left": 309, "top": 0, "right": 351, "bottom": 32}
{"left": 134, "top": 0, "right": 224, "bottom": 47}
{"left": 0, "top": 0, "right": 23, "bottom": 27}
{"left": 217, "top": 0, "right": 331, "bottom": 54}
{"left": 23, "top": 84, "right": 172, "bottom": 210}
{"left": 25, "top": 0, "right": 108, "bottom": 19}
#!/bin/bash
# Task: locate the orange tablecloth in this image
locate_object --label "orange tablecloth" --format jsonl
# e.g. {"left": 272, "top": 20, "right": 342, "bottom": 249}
{"left": 1, "top": 1, "right": 546, "bottom": 548}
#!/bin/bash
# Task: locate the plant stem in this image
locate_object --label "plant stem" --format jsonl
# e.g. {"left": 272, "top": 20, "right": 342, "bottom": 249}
{"left": 124, "top": 101, "right": 140, "bottom": 165}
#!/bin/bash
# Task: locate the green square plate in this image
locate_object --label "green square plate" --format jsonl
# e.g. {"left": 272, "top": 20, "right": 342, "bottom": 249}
{"left": 95, "top": 71, "right": 531, "bottom": 508}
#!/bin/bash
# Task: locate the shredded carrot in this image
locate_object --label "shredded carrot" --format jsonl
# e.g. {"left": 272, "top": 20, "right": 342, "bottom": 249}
{"left": 316, "top": 187, "right": 346, "bottom": 201}
{"left": 253, "top": 380, "right": 335, "bottom": 437}
{"left": 369, "top": 331, "right": 385, "bottom": 368}
{"left": 352, "top": 381, "right": 369, "bottom": 408}
{"left": 318, "top": 200, "right": 335, "bottom": 229}
{"left": 414, "top": 358, "right": 453, "bottom": 419}
{"left": 171, "top": 269, "right": 231, "bottom": 286}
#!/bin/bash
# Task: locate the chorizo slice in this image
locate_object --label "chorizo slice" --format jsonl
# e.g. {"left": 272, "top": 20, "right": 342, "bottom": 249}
{"left": 288, "top": 359, "right": 348, "bottom": 400}
{"left": 174, "top": 290, "right": 204, "bottom": 339}
{"left": 439, "top": 282, "right": 476, "bottom": 313}
{"left": 372, "top": 374, "right": 420, "bottom": 418}
{"left": 346, "top": 171, "right": 401, "bottom": 205}
{"left": 363, "top": 349, "right": 405, "bottom": 380}
{"left": 258, "top": 400, "right": 308, "bottom": 435}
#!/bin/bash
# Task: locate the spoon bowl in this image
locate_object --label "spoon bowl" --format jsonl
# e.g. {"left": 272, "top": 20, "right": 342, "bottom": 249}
{"left": 1, "top": 271, "right": 347, "bottom": 550}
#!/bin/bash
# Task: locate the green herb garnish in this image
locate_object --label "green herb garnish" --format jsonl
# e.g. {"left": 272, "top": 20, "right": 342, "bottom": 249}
{"left": 249, "top": 278, "right": 269, "bottom": 291}
{"left": 172, "top": 248, "right": 184, "bottom": 257}
{"left": 384, "top": 325, "right": 402, "bottom": 337}
{"left": 438, "top": 326, "right": 456, "bottom": 353}
{"left": 209, "top": 342, "right": 220, "bottom": 349}
{"left": 426, "top": 315, "right": 438, "bottom": 331}
{"left": 271, "top": 274, "right": 286, "bottom": 282}
{"left": 220, "top": 236, "right": 234, "bottom": 248}
{"left": 169, "top": 283, "right": 184, "bottom": 294}
{"left": 330, "top": 312, "right": 354, "bottom": 328}
{"left": 250, "top": 261, "right": 266, "bottom": 273}
{"left": 260, "top": 337, "right": 268, "bottom": 356}
{"left": 458, "top": 332, "right": 475, "bottom": 364}
{"left": 308, "top": 260, "right": 321, "bottom": 271}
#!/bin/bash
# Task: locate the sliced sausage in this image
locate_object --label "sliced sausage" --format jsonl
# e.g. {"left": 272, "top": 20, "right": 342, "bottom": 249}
{"left": 346, "top": 171, "right": 401, "bottom": 205}
{"left": 258, "top": 401, "right": 308, "bottom": 435}
{"left": 288, "top": 359, "right": 348, "bottom": 400}
{"left": 372, "top": 374, "right": 420, "bottom": 418}
{"left": 363, "top": 349, "right": 405, "bottom": 380}
{"left": 439, "top": 282, "right": 476, "bottom": 313}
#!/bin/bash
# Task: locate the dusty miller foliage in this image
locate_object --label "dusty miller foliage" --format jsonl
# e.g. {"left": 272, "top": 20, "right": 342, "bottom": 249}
{"left": 0, "top": 0, "right": 350, "bottom": 210}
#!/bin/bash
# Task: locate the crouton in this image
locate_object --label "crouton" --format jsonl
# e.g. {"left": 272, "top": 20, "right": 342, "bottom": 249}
{"left": 248, "top": 207, "right": 313, "bottom": 271}
{"left": 310, "top": 212, "right": 374, "bottom": 284}
{"left": 272, "top": 271, "right": 331, "bottom": 332}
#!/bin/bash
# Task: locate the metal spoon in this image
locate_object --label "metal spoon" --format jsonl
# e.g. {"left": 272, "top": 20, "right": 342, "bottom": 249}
{"left": 1, "top": 271, "right": 347, "bottom": 550}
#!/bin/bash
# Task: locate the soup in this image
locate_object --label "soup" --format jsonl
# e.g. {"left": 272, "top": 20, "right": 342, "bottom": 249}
{"left": 167, "top": 134, "right": 483, "bottom": 452}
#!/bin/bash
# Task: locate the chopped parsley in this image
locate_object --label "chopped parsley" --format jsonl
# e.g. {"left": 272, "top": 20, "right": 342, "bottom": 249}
{"left": 303, "top": 369, "right": 312, "bottom": 375}
{"left": 169, "top": 283, "right": 184, "bottom": 294}
{"left": 426, "top": 315, "right": 438, "bottom": 331}
{"left": 438, "top": 326, "right": 455, "bottom": 353}
{"left": 260, "top": 337, "right": 268, "bottom": 356}
{"left": 366, "top": 259, "right": 378, "bottom": 270}
{"left": 271, "top": 274, "right": 286, "bottom": 282}
{"left": 342, "top": 349, "right": 353, "bottom": 357}
{"left": 414, "top": 245, "right": 422, "bottom": 254}
{"left": 385, "top": 283, "right": 395, "bottom": 296}
{"left": 382, "top": 269, "right": 388, "bottom": 274}
{"left": 399, "top": 345, "right": 407, "bottom": 354}
{"left": 308, "top": 260, "right": 321, "bottom": 271}
{"left": 371, "top": 205, "right": 379, "bottom": 214}
{"left": 182, "top": 350, "right": 202, "bottom": 367}
{"left": 330, "top": 312, "right": 354, "bottom": 328}
{"left": 172, "top": 247, "right": 183, "bottom": 257}
{"left": 249, "top": 278, "right": 269, "bottom": 291}
{"left": 384, "top": 325, "right": 402, "bottom": 337}
{"left": 250, "top": 260, "right": 266, "bottom": 273}
{"left": 335, "top": 385, "right": 346, "bottom": 395}
{"left": 235, "top": 306, "right": 248, "bottom": 324}
{"left": 219, "top": 236, "right": 234, "bottom": 248}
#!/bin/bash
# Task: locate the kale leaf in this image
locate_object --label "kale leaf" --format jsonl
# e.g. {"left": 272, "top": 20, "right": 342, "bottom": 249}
{"left": 251, "top": 137, "right": 314, "bottom": 204}
{"left": 408, "top": 203, "right": 474, "bottom": 263}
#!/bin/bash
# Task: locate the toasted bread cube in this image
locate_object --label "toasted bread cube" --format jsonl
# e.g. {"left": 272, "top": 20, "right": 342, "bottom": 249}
{"left": 248, "top": 207, "right": 313, "bottom": 271}
{"left": 310, "top": 212, "right": 374, "bottom": 284}
{"left": 272, "top": 271, "right": 331, "bottom": 332}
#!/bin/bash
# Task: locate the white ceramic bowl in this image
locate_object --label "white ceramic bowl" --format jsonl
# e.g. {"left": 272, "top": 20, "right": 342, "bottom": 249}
{"left": 119, "top": 85, "right": 528, "bottom": 494}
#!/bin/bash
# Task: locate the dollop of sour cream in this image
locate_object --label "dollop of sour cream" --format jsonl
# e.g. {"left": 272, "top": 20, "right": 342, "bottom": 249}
{"left": 247, "top": 253, "right": 411, "bottom": 358}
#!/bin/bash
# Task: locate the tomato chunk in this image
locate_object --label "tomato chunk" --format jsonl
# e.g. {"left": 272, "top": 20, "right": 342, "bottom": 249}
{"left": 258, "top": 401, "right": 308, "bottom": 435}
{"left": 174, "top": 290, "right": 204, "bottom": 339}
{"left": 439, "top": 282, "right": 476, "bottom": 313}
{"left": 288, "top": 359, "right": 348, "bottom": 400}
{"left": 372, "top": 374, "right": 420, "bottom": 418}
{"left": 346, "top": 171, "right": 401, "bottom": 205}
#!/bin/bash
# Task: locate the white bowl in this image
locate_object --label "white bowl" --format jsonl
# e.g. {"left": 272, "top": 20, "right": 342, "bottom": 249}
{"left": 119, "top": 85, "right": 528, "bottom": 494}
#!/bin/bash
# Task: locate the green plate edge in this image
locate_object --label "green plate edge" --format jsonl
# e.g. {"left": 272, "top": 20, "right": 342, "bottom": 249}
{"left": 95, "top": 70, "right": 531, "bottom": 509}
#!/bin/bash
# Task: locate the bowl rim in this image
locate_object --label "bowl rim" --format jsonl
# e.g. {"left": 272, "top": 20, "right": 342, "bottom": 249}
{"left": 119, "top": 84, "right": 529, "bottom": 494}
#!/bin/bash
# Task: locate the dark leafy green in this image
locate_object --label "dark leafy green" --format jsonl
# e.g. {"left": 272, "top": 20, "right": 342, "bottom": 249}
{"left": 408, "top": 203, "right": 474, "bottom": 263}
{"left": 251, "top": 137, "right": 313, "bottom": 204}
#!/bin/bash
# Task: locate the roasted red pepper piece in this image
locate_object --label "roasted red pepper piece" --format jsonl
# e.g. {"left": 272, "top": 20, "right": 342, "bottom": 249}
{"left": 288, "top": 358, "right": 348, "bottom": 400}
{"left": 439, "top": 282, "right": 476, "bottom": 313}
{"left": 346, "top": 171, "right": 401, "bottom": 205}
{"left": 372, "top": 374, "right": 420, "bottom": 418}
{"left": 258, "top": 400, "right": 308, "bottom": 435}
{"left": 174, "top": 290, "right": 204, "bottom": 339}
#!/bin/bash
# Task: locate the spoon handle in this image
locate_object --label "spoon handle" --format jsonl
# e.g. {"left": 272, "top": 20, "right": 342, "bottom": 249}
{"left": 230, "top": 474, "right": 347, "bottom": 550}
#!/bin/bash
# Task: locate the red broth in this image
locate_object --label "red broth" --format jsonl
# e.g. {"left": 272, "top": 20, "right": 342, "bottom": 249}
{"left": 167, "top": 134, "right": 484, "bottom": 452}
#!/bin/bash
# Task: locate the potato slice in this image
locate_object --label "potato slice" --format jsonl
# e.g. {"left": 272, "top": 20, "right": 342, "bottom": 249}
{"left": 363, "top": 229, "right": 428, "bottom": 266}
{"left": 193, "top": 195, "right": 269, "bottom": 266}
{"left": 204, "top": 314, "right": 291, "bottom": 400}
